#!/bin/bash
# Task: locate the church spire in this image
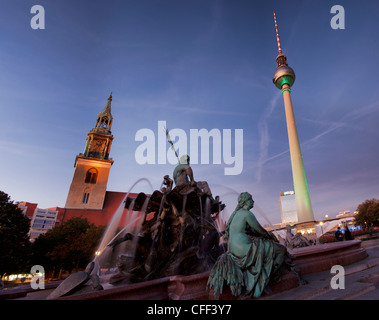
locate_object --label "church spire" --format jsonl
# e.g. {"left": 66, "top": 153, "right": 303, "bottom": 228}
{"left": 103, "top": 92, "right": 112, "bottom": 116}
{"left": 95, "top": 92, "right": 113, "bottom": 133}
{"left": 82, "top": 93, "right": 115, "bottom": 160}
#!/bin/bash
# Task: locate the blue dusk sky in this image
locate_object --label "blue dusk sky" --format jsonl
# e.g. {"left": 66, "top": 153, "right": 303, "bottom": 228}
{"left": 1, "top": 0, "right": 379, "bottom": 225}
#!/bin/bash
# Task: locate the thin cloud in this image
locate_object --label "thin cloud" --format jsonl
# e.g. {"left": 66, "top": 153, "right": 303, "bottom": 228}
{"left": 0, "top": 139, "right": 71, "bottom": 157}
{"left": 256, "top": 94, "right": 280, "bottom": 183}
{"left": 261, "top": 100, "right": 379, "bottom": 165}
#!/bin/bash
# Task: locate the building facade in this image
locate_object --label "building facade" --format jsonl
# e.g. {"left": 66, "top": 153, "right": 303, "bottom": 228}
{"left": 279, "top": 190, "right": 298, "bottom": 225}
{"left": 18, "top": 202, "right": 63, "bottom": 241}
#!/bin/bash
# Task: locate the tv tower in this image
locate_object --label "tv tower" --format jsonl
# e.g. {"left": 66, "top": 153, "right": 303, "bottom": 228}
{"left": 272, "top": 11, "right": 315, "bottom": 227}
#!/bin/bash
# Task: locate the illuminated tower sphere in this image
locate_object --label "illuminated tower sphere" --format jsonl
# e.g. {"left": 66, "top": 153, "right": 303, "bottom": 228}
{"left": 65, "top": 93, "right": 115, "bottom": 210}
{"left": 272, "top": 12, "right": 315, "bottom": 224}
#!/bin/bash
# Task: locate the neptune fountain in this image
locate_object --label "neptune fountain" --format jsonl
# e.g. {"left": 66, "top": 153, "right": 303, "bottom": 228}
{"left": 106, "top": 155, "right": 227, "bottom": 284}
{"left": 48, "top": 155, "right": 229, "bottom": 298}
{"left": 47, "top": 155, "right": 366, "bottom": 300}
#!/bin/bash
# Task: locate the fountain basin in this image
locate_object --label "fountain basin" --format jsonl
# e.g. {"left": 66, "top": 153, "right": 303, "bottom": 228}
{"left": 52, "top": 239, "right": 367, "bottom": 300}
{"left": 291, "top": 239, "right": 367, "bottom": 275}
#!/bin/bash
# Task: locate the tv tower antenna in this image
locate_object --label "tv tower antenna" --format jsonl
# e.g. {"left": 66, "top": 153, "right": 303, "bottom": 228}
{"left": 273, "top": 11, "right": 282, "bottom": 55}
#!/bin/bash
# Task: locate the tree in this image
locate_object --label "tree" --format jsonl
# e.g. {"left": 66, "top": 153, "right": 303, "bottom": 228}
{"left": 0, "top": 191, "right": 31, "bottom": 277}
{"left": 31, "top": 217, "right": 105, "bottom": 274}
{"left": 355, "top": 198, "right": 379, "bottom": 228}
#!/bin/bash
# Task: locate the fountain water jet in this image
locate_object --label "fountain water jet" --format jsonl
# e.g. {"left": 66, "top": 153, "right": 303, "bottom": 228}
{"left": 95, "top": 178, "right": 154, "bottom": 257}
{"left": 254, "top": 204, "right": 281, "bottom": 240}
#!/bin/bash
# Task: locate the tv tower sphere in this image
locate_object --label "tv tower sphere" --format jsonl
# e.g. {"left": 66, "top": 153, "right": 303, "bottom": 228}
{"left": 273, "top": 55, "right": 296, "bottom": 89}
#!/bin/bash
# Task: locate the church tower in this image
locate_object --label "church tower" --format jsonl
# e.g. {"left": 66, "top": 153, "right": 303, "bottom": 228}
{"left": 65, "top": 93, "right": 115, "bottom": 210}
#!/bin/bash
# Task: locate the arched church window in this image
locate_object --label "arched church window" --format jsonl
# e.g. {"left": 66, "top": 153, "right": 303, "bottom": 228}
{"left": 85, "top": 168, "right": 98, "bottom": 184}
{"left": 82, "top": 192, "right": 90, "bottom": 204}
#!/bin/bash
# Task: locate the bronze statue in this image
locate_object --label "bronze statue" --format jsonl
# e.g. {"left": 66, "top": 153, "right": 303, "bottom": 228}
{"left": 173, "top": 155, "right": 197, "bottom": 190}
{"left": 284, "top": 225, "right": 310, "bottom": 249}
{"left": 160, "top": 175, "right": 173, "bottom": 194}
{"left": 103, "top": 168, "right": 226, "bottom": 284}
{"left": 207, "top": 192, "right": 297, "bottom": 298}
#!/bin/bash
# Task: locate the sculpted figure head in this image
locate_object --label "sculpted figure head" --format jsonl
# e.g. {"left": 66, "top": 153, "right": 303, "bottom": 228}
{"left": 179, "top": 154, "right": 190, "bottom": 165}
{"left": 237, "top": 192, "right": 254, "bottom": 210}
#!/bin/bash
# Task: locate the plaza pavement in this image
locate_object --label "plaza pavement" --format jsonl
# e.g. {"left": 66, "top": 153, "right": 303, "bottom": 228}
{"left": 261, "top": 238, "right": 379, "bottom": 300}
{"left": 8, "top": 238, "right": 379, "bottom": 300}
